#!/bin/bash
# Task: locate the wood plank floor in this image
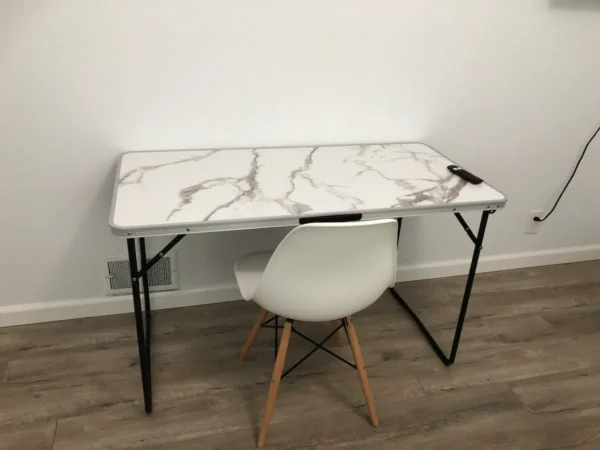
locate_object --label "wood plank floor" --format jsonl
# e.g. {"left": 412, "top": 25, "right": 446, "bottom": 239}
{"left": 1, "top": 260, "right": 600, "bottom": 449}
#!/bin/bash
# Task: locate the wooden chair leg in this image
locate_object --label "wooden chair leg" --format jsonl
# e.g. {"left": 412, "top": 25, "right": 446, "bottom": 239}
{"left": 330, "top": 320, "right": 343, "bottom": 348}
{"left": 240, "top": 308, "right": 269, "bottom": 362}
{"left": 257, "top": 320, "right": 292, "bottom": 448}
{"left": 344, "top": 316, "right": 379, "bottom": 427}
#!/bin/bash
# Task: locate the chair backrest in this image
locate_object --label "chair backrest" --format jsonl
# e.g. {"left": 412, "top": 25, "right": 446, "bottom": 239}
{"left": 254, "top": 219, "right": 398, "bottom": 322}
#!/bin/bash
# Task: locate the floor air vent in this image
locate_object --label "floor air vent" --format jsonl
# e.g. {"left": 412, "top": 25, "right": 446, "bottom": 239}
{"left": 104, "top": 253, "right": 179, "bottom": 295}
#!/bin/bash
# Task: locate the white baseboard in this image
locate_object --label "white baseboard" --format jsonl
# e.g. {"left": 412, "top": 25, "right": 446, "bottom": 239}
{"left": 1, "top": 244, "right": 599, "bottom": 328}
{"left": 395, "top": 244, "right": 600, "bottom": 282}
{"left": 0, "top": 283, "right": 240, "bottom": 328}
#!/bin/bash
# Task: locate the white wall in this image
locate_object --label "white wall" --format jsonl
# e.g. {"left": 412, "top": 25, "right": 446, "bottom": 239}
{"left": 1, "top": 0, "right": 600, "bottom": 325}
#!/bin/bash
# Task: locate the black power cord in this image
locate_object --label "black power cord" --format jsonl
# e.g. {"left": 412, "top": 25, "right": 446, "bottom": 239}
{"left": 534, "top": 123, "right": 600, "bottom": 222}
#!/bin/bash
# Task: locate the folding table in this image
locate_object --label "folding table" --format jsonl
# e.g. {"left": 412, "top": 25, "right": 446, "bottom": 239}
{"left": 109, "top": 142, "right": 507, "bottom": 413}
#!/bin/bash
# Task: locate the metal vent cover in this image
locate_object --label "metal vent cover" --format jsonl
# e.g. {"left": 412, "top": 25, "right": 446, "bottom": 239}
{"left": 104, "top": 253, "right": 179, "bottom": 295}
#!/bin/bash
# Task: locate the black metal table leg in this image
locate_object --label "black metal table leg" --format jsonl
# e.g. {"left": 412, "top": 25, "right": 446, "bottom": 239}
{"left": 127, "top": 238, "right": 153, "bottom": 413}
{"left": 389, "top": 211, "right": 491, "bottom": 366}
{"left": 139, "top": 238, "right": 152, "bottom": 386}
{"left": 126, "top": 234, "right": 186, "bottom": 414}
{"left": 274, "top": 315, "right": 279, "bottom": 361}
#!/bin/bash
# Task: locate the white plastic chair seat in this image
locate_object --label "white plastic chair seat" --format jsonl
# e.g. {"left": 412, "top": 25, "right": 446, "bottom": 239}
{"left": 234, "top": 251, "right": 273, "bottom": 301}
{"left": 233, "top": 220, "right": 398, "bottom": 322}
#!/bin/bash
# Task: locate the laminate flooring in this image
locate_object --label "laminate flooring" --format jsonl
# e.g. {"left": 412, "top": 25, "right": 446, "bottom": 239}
{"left": 1, "top": 261, "right": 600, "bottom": 449}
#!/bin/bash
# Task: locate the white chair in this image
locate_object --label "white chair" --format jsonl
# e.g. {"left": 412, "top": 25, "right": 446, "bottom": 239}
{"left": 234, "top": 219, "right": 398, "bottom": 447}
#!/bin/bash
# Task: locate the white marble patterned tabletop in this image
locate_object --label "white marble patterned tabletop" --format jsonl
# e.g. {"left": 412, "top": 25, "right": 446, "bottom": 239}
{"left": 110, "top": 142, "right": 506, "bottom": 237}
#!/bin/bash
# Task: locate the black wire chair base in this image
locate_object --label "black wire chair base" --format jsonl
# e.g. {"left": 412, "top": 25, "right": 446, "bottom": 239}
{"left": 261, "top": 316, "right": 356, "bottom": 379}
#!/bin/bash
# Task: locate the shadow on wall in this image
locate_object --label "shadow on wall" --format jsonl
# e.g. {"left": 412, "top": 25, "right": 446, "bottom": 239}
{"left": 549, "top": 0, "right": 600, "bottom": 11}
{"left": 45, "top": 159, "right": 121, "bottom": 303}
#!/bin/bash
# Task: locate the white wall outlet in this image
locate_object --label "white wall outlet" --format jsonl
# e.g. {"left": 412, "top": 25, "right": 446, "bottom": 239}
{"left": 524, "top": 210, "right": 544, "bottom": 234}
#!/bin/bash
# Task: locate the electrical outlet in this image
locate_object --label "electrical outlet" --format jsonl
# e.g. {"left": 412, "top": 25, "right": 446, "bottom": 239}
{"left": 524, "top": 210, "right": 544, "bottom": 234}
